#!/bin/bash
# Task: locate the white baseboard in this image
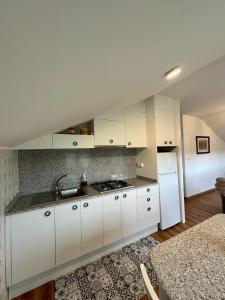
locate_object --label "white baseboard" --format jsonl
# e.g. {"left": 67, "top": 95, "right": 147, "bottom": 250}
{"left": 8, "top": 224, "right": 158, "bottom": 299}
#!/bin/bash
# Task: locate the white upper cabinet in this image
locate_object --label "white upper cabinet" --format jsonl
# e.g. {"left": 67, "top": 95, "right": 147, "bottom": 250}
{"left": 126, "top": 100, "right": 146, "bottom": 113}
{"left": 154, "top": 95, "right": 175, "bottom": 111}
{"left": 52, "top": 134, "right": 94, "bottom": 149}
{"left": 10, "top": 207, "right": 55, "bottom": 285}
{"left": 95, "top": 110, "right": 125, "bottom": 122}
{"left": 55, "top": 201, "right": 81, "bottom": 266}
{"left": 15, "top": 102, "right": 149, "bottom": 150}
{"left": 81, "top": 196, "right": 103, "bottom": 255}
{"left": 15, "top": 134, "right": 53, "bottom": 150}
{"left": 94, "top": 119, "right": 125, "bottom": 146}
{"left": 154, "top": 95, "right": 177, "bottom": 146}
{"left": 125, "top": 110, "right": 147, "bottom": 148}
{"left": 121, "top": 189, "right": 138, "bottom": 237}
{"left": 155, "top": 110, "right": 176, "bottom": 146}
{"left": 102, "top": 192, "right": 122, "bottom": 246}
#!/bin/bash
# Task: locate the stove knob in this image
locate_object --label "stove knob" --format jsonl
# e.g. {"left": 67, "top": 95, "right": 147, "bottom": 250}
{"left": 147, "top": 198, "right": 150, "bottom": 202}
{"left": 123, "top": 194, "right": 127, "bottom": 198}
{"left": 84, "top": 203, "right": 89, "bottom": 208}
{"left": 115, "top": 195, "right": 119, "bottom": 200}
{"left": 147, "top": 207, "right": 151, "bottom": 212}
{"left": 109, "top": 139, "right": 113, "bottom": 144}
{"left": 128, "top": 142, "right": 131, "bottom": 146}
{"left": 147, "top": 188, "right": 150, "bottom": 192}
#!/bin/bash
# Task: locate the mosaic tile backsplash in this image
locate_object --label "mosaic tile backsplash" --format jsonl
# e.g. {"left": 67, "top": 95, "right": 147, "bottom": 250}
{"left": 0, "top": 150, "right": 18, "bottom": 300}
{"left": 18, "top": 148, "right": 137, "bottom": 194}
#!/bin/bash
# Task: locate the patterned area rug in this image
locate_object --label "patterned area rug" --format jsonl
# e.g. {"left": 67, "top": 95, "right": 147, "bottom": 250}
{"left": 55, "top": 236, "right": 159, "bottom": 300}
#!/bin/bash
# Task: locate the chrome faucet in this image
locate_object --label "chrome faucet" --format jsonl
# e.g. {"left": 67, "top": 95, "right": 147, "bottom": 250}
{"left": 56, "top": 174, "right": 67, "bottom": 194}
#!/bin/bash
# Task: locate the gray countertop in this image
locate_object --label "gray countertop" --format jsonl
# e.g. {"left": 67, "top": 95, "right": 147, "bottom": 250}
{"left": 150, "top": 214, "right": 225, "bottom": 300}
{"left": 5, "top": 176, "right": 157, "bottom": 215}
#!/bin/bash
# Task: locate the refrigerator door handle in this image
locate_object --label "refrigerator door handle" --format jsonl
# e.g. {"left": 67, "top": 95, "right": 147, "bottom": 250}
{"left": 158, "top": 171, "right": 177, "bottom": 175}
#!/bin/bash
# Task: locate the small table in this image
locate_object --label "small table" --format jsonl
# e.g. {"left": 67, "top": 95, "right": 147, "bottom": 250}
{"left": 150, "top": 214, "right": 225, "bottom": 300}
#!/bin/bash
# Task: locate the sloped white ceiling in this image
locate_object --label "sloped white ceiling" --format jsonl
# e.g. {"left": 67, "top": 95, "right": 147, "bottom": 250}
{"left": 162, "top": 55, "right": 225, "bottom": 141}
{"left": 1, "top": 0, "right": 225, "bottom": 147}
{"left": 204, "top": 112, "right": 225, "bottom": 141}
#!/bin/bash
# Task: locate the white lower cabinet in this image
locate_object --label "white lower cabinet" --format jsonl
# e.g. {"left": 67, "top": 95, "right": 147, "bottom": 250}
{"left": 103, "top": 192, "right": 122, "bottom": 246}
{"left": 137, "top": 186, "right": 160, "bottom": 231}
{"left": 121, "top": 189, "right": 138, "bottom": 237}
{"left": 55, "top": 201, "right": 81, "bottom": 266}
{"left": 81, "top": 196, "right": 103, "bottom": 255}
{"left": 10, "top": 207, "right": 55, "bottom": 285}
{"left": 7, "top": 184, "right": 160, "bottom": 286}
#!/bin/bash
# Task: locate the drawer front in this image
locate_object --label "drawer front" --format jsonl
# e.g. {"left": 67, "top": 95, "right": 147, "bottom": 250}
{"left": 136, "top": 184, "right": 159, "bottom": 198}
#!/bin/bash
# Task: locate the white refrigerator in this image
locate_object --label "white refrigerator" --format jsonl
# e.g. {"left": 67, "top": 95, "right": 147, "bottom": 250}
{"left": 157, "top": 152, "right": 181, "bottom": 230}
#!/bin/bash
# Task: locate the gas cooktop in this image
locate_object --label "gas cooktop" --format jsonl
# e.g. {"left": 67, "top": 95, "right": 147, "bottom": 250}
{"left": 92, "top": 180, "right": 133, "bottom": 193}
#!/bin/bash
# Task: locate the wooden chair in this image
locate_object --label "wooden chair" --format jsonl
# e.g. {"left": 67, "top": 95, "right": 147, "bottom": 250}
{"left": 140, "top": 264, "right": 159, "bottom": 300}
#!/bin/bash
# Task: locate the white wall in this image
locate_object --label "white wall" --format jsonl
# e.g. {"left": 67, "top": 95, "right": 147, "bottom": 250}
{"left": 183, "top": 115, "right": 225, "bottom": 197}
{"left": 0, "top": 150, "right": 18, "bottom": 300}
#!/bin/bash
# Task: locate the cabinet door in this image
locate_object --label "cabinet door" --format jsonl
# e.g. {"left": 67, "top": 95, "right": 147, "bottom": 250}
{"left": 52, "top": 134, "right": 94, "bottom": 149}
{"left": 121, "top": 189, "right": 138, "bottom": 237}
{"left": 155, "top": 110, "right": 176, "bottom": 146}
{"left": 102, "top": 192, "right": 122, "bottom": 246}
{"left": 125, "top": 111, "right": 147, "bottom": 148}
{"left": 94, "top": 119, "right": 125, "bottom": 146}
{"left": 11, "top": 207, "right": 55, "bottom": 284}
{"left": 136, "top": 185, "right": 159, "bottom": 198}
{"left": 81, "top": 196, "right": 103, "bottom": 255}
{"left": 137, "top": 191, "right": 160, "bottom": 231}
{"left": 55, "top": 201, "right": 81, "bottom": 266}
{"left": 96, "top": 110, "right": 124, "bottom": 122}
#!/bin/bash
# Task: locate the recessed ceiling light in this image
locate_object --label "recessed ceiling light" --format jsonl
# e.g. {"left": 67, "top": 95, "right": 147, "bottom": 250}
{"left": 163, "top": 66, "right": 182, "bottom": 80}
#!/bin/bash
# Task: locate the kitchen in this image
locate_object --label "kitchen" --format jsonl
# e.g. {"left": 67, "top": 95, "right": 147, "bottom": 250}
{"left": 1, "top": 1, "right": 225, "bottom": 300}
{"left": 4, "top": 95, "right": 184, "bottom": 299}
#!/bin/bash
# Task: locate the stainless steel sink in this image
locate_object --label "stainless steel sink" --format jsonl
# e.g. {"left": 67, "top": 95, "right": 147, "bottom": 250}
{"left": 58, "top": 187, "right": 86, "bottom": 199}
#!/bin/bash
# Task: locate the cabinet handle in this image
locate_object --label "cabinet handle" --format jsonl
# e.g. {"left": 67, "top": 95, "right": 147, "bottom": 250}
{"left": 147, "top": 207, "right": 151, "bottom": 212}
{"left": 115, "top": 195, "right": 119, "bottom": 200}
{"left": 84, "top": 203, "right": 89, "bottom": 208}
{"left": 123, "top": 194, "right": 127, "bottom": 198}
{"left": 73, "top": 141, "right": 78, "bottom": 146}
{"left": 44, "top": 211, "right": 51, "bottom": 217}
{"left": 147, "top": 198, "right": 150, "bottom": 202}
{"left": 147, "top": 188, "right": 150, "bottom": 192}
{"left": 128, "top": 142, "right": 131, "bottom": 146}
{"left": 109, "top": 139, "right": 113, "bottom": 144}
{"left": 72, "top": 205, "right": 78, "bottom": 210}
{"left": 169, "top": 141, "right": 172, "bottom": 145}
{"left": 164, "top": 141, "right": 168, "bottom": 145}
